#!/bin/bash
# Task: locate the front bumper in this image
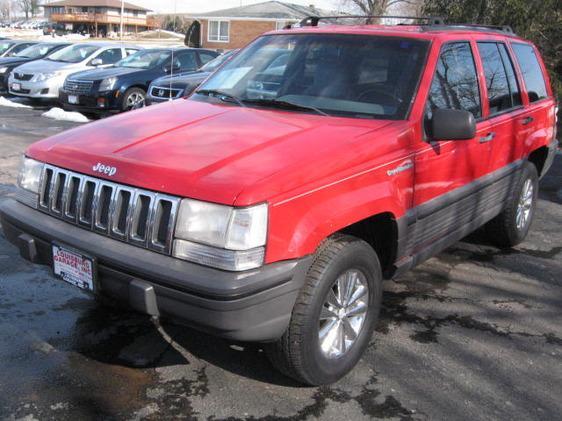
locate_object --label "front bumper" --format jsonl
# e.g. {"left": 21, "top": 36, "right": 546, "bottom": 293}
{"left": 0, "top": 199, "right": 312, "bottom": 342}
{"left": 7, "top": 76, "right": 63, "bottom": 99}
{"left": 59, "top": 89, "right": 122, "bottom": 113}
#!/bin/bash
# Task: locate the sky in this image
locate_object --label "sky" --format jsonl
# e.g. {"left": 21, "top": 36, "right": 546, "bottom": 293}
{"left": 133, "top": 0, "right": 343, "bottom": 14}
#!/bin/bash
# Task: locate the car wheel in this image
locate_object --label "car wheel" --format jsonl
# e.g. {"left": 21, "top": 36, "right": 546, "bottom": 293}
{"left": 265, "top": 234, "right": 382, "bottom": 385}
{"left": 485, "top": 161, "right": 538, "bottom": 247}
{"left": 122, "top": 88, "right": 146, "bottom": 111}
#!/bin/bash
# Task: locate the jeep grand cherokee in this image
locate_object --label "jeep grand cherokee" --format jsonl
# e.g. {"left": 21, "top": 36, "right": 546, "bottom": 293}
{"left": 1, "top": 17, "right": 558, "bottom": 385}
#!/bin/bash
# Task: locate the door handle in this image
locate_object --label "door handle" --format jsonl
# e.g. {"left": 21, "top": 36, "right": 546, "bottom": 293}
{"left": 521, "top": 116, "right": 534, "bottom": 125}
{"left": 479, "top": 132, "right": 496, "bottom": 143}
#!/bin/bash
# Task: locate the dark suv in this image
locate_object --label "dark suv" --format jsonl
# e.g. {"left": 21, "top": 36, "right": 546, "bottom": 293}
{"left": 1, "top": 17, "right": 558, "bottom": 385}
{"left": 60, "top": 48, "right": 219, "bottom": 114}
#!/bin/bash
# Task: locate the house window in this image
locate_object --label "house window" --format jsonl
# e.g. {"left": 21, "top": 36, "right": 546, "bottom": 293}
{"left": 208, "top": 20, "right": 229, "bottom": 42}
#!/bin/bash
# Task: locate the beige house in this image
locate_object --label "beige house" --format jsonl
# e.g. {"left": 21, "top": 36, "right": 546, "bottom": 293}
{"left": 43, "top": 0, "right": 153, "bottom": 36}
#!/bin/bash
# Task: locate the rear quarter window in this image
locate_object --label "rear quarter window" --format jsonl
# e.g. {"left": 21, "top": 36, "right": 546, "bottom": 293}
{"left": 511, "top": 43, "right": 548, "bottom": 102}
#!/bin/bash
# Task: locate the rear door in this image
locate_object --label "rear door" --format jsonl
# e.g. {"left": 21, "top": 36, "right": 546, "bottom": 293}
{"left": 509, "top": 42, "right": 556, "bottom": 158}
{"left": 475, "top": 41, "right": 526, "bottom": 172}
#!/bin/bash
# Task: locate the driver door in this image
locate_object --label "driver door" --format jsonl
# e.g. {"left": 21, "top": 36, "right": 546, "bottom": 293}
{"left": 411, "top": 41, "right": 492, "bottom": 251}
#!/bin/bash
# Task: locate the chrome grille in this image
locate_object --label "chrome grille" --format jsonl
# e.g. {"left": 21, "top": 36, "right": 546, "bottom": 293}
{"left": 38, "top": 165, "right": 180, "bottom": 254}
{"left": 14, "top": 73, "right": 33, "bottom": 81}
{"left": 63, "top": 80, "right": 93, "bottom": 95}
{"left": 150, "top": 86, "right": 182, "bottom": 99}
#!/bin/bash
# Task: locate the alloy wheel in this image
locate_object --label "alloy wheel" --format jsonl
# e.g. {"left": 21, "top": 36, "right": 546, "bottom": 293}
{"left": 318, "top": 269, "right": 369, "bottom": 358}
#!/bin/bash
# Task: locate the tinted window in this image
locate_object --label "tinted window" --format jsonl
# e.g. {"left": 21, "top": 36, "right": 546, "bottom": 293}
{"left": 8, "top": 43, "right": 35, "bottom": 56}
{"left": 478, "top": 43, "right": 512, "bottom": 115}
{"left": 199, "top": 52, "right": 217, "bottom": 65}
{"left": 427, "top": 42, "right": 481, "bottom": 119}
{"left": 117, "top": 50, "right": 169, "bottom": 69}
{"left": 96, "top": 48, "right": 122, "bottom": 65}
{"left": 497, "top": 44, "right": 522, "bottom": 107}
{"left": 512, "top": 43, "right": 548, "bottom": 102}
{"left": 200, "top": 34, "right": 429, "bottom": 119}
{"left": 174, "top": 51, "right": 198, "bottom": 71}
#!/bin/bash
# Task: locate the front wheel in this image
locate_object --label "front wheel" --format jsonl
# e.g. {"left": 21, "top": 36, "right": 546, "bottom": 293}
{"left": 122, "top": 87, "right": 146, "bottom": 112}
{"left": 265, "top": 234, "right": 382, "bottom": 385}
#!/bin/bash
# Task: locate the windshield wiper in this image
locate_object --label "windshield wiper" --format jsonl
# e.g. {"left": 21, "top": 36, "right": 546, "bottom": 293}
{"left": 196, "top": 89, "right": 246, "bottom": 107}
{"left": 242, "top": 98, "right": 329, "bottom": 116}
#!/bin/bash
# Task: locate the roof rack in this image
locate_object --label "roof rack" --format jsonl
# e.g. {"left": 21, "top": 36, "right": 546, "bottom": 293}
{"left": 298, "top": 15, "right": 515, "bottom": 35}
{"left": 299, "top": 15, "right": 445, "bottom": 27}
{"left": 425, "top": 24, "right": 514, "bottom": 34}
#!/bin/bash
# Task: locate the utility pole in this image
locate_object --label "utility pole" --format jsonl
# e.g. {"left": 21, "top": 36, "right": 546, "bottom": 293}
{"left": 119, "top": 0, "right": 124, "bottom": 40}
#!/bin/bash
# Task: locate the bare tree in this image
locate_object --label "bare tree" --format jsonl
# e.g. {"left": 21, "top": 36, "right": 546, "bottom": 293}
{"left": 17, "top": 0, "right": 39, "bottom": 19}
{"left": 341, "top": 0, "right": 424, "bottom": 22}
{"left": 0, "top": 0, "right": 15, "bottom": 20}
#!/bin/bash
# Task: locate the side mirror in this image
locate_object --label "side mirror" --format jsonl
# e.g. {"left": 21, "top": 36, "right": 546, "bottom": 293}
{"left": 90, "top": 58, "right": 103, "bottom": 66}
{"left": 431, "top": 109, "right": 476, "bottom": 140}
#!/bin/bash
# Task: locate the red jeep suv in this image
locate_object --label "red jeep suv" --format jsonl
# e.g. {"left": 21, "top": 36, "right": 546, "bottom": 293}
{"left": 1, "top": 17, "right": 558, "bottom": 385}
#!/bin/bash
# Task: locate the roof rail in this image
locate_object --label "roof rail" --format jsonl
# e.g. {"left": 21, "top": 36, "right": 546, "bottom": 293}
{"left": 297, "top": 16, "right": 515, "bottom": 35}
{"left": 427, "top": 23, "right": 515, "bottom": 34}
{"left": 299, "top": 15, "right": 445, "bottom": 27}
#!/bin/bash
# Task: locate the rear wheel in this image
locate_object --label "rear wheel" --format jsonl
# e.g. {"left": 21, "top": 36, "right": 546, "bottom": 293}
{"left": 122, "top": 87, "right": 146, "bottom": 111}
{"left": 265, "top": 234, "right": 382, "bottom": 385}
{"left": 485, "top": 161, "right": 538, "bottom": 247}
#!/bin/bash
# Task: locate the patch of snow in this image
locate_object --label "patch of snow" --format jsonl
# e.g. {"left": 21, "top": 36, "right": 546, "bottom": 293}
{"left": 42, "top": 107, "right": 89, "bottom": 123}
{"left": 0, "top": 96, "right": 32, "bottom": 108}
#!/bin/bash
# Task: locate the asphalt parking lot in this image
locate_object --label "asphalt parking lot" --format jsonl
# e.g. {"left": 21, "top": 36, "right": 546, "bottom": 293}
{"left": 0, "top": 102, "right": 561, "bottom": 421}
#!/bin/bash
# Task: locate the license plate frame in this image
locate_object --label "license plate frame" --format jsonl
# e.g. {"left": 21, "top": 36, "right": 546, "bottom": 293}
{"left": 68, "top": 95, "right": 79, "bottom": 105}
{"left": 52, "top": 243, "right": 97, "bottom": 292}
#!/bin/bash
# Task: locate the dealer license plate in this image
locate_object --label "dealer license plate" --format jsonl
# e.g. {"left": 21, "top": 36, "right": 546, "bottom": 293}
{"left": 68, "top": 95, "right": 79, "bottom": 104}
{"left": 52, "top": 244, "right": 95, "bottom": 291}
{"left": 11, "top": 82, "right": 21, "bottom": 91}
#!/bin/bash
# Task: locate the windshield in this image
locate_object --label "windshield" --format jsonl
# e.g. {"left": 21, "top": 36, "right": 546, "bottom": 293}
{"left": 116, "top": 50, "right": 170, "bottom": 69}
{"left": 200, "top": 50, "right": 237, "bottom": 72}
{"left": 0, "top": 41, "right": 14, "bottom": 55}
{"left": 198, "top": 34, "right": 429, "bottom": 119}
{"left": 47, "top": 44, "right": 99, "bottom": 63}
{"left": 15, "top": 43, "right": 58, "bottom": 59}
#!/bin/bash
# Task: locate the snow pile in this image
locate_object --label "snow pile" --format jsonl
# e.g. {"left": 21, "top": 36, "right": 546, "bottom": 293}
{"left": 38, "top": 33, "right": 90, "bottom": 41}
{"left": 137, "top": 29, "right": 185, "bottom": 39}
{"left": 0, "top": 96, "right": 32, "bottom": 108}
{"left": 42, "top": 107, "right": 89, "bottom": 123}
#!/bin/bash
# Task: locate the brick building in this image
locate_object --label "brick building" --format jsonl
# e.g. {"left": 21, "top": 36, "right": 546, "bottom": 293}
{"left": 192, "top": 1, "right": 327, "bottom": 50}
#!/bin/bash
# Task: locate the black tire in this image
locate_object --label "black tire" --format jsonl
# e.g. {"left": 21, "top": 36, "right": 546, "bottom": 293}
{"left": 485, "top": 161, "right": 539, "bottom": 247}
{"left": 121, "top": 87, "right": 146, "bottom": 112}
{"left": 265, "top": 234, "right": 382, "bottom": 385}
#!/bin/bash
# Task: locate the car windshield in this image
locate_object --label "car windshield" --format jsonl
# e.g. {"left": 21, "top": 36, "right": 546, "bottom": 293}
{"left": 198, "top": 34, "right": 429, "bottom": 119}
{"left": 47, "top": 44, "right": 99, "bottom": 63}
{"left": 15, "top": 43, "right": 57, "bottom": 59}
{"left": 0, "top": 41, "right": 14, "bottom": 55}
{"left": 200, "top": 50, "right": 237, "bottom": 72}
{"left": 116, "top": 50, "right": 170, "bottom": 69}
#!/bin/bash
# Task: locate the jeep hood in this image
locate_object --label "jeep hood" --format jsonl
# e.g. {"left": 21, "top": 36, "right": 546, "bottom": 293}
{"left": 27, "top": 98, "right": 399, "bottom": 206}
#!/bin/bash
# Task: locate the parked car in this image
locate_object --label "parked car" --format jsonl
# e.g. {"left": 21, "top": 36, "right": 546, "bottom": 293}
{"left": 59, "top": 47, "right": 219, "bottom": 114}
{"left": 147, "top": 49, "right": 237, "bottom": 104}
{"left": 0, "top": 40, "right": 37, "bottom": 58}
{"left": 0, "top": 42, "right": 71, "bottom": 94}
{"left": 8, "top": 42, "right": 140, "bottom": 100}
{"left": 1, "top": 19, "right": 558, "bottom": 385}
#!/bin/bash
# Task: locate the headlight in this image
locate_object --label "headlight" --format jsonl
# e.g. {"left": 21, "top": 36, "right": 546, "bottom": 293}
{"left": 0, "top": 67, "right": 8, "bottom": 74}
{"left": 35, "top": 72, "right": 59, "bottom": 82}
{"left": 173, "top": 199, "right": 268, "bottom": 271}
{"left": 99, "top": 77, "right": 117, "bottom": 92}
{"left": 16, "top": 157, "right": 44, "bottom": 208}
{"left": 17, "top": 157, "right": 44, "bottom": 193}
